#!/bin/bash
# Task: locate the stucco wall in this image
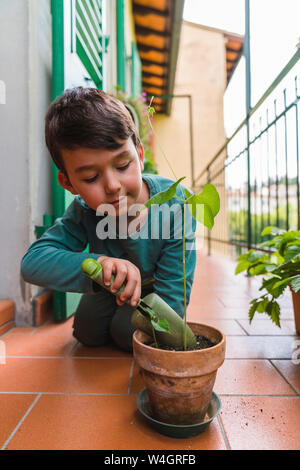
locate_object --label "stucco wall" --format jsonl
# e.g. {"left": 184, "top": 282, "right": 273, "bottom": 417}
{"left": 0, "top": 0, "right": 52, "bottom": 326}
{"left": 153, "top": 21, "right": 229, "bottom": 256}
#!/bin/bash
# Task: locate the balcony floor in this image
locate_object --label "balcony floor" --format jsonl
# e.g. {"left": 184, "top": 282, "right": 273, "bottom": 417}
{"left": 1, "top": 251, "right": 300, "bottom": 450}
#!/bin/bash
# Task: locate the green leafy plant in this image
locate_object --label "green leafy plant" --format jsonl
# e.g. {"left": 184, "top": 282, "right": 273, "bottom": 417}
{"left": 235, "top": 226, "right": 300, "bottom": 327}
{"left": 144, "top": 99, "right": 220, "bottom": 350}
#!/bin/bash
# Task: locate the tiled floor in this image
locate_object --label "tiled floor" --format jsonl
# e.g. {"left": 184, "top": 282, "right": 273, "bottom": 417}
{"left": 1, "top": 251, "right": 299, "bottom": 450}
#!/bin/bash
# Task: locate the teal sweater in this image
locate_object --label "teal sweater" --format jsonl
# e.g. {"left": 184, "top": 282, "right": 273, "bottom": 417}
{"left": 21, "top": 174, "right": 196, "bottom": 317}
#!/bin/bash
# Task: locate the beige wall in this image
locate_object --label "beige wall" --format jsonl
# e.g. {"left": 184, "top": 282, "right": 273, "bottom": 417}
{"left": 153, "top": 21, "right": 229, "bottom": 257}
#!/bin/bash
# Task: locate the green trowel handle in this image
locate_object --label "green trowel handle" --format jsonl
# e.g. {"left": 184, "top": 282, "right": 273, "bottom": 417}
{"left": 81, "top": 258, "right": 126, "bottom": 298}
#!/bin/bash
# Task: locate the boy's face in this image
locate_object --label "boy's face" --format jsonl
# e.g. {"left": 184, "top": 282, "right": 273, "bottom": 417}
{"left": 57, "top": 138, "right": 147, "bottom": 214}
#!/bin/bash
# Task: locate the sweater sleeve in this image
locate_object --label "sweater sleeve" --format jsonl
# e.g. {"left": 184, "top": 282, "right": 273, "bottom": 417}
{"left": 152, "top": 204, "right": 197, "bottom": 318}
{"left": 21, "top": 199, "right": 101, "bottom": 294}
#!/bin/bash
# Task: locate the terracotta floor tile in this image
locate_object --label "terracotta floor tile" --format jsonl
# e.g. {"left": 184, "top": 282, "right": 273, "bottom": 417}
{"left": 238, "top": 319, "right": 297, "bottom": 336}
{"left": 0, "top": 393, "right": 37, "bottom": 449}
{"left": 186, "top": 318, "right": 246, "bottom": 335}
{"left": 0, "top": 358, "right": 133, "bottom": 394}
{"left": 187, "top": 304, "right": 250, "bottom": 320}
{"left": 220, "top": 396, "right": 300, "bottom": 450}
{"left": 71, "top": 342, "right": 132, "bottom": 358}
{"left": 225, "top": 335, "right": 299, "bottom": 359}
{"left": 6, "top": 394, "right": 226, "bottom": 450}
{"left": 214, "top": 360, "right": 296, "bottom": 395}
{"left": 34, "top": 316, "right": 75, "bottom": 336}
{"left": 2, "top": 331, "right": 77, "bottom": 357}
{"left": 217, "top": 296, "right": 258, "bottom": 309}
{"left": 130, "top": 362, "right": 144, "bottom": 394}
{"left": 4, "top": 328, "right": 37, "bottom": 335}
{"left": 271, "top": 360, "right": 300, "bottom": 394}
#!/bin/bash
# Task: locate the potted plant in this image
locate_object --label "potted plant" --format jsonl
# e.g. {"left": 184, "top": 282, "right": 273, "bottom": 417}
{"left": 130, "top": 101, "right": 226, "bottom": 428}
{"left": 81, "top": 100, "right": 226, "bottom": 431}
{"left": 235, "top": 226, "right": 300, "bottom": 333}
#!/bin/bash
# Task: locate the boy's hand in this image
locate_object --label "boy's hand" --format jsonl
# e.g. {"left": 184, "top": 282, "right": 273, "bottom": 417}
{"left": 97, "top": 256, "right": 141, "bottom": 307}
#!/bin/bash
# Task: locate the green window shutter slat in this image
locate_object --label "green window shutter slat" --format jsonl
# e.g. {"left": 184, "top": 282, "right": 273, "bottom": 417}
{"left": 90, "top": 0, "right": 102, "bottom": 23}
{"left": 80, "top": 0, "right": 101, "bottom": 37}
{"left": 77, "top": 0, "right": 101, "bottom": 53}
{"left": 131, "top": 42, "right": 142, "bottom": 98}
{"left": 75, "top": 0, "right": 103, "bottom": 89}
{"left": 76, "top": 37, "right": 102, "bottom": 87}
{"left": 117, "top": 0, "right": 125, "bottom": 91}
{"left": 76, "top": 15, "right": 101, "bottom": 68}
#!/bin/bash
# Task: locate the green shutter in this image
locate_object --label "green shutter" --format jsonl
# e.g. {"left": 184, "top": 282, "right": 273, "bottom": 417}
{"left": 74, "top": 0, "right": 103, "bottom": 89}
{"left": 131, "top": 42, "right": 142, "bottom": 98}
{"left": 116, "top": 0, "right": 126, "bottom": 91}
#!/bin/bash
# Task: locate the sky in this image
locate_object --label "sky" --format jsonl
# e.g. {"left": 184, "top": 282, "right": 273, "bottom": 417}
{"left": 183, "top": 0, "right": 300, "bottom": 135}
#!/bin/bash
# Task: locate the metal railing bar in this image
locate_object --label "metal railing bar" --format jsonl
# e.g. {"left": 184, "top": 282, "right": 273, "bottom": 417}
{"left": 295, "top": 79, "right": 300, "bottom": 229}
{"left": 204, "top": 237, "right": 274, "bottom": 253}
{"left": 195, "top": 47, "right": 300, "bottom": 184}
{"left": 199, "top": 97, "right": 300, "bottom": 188}
{"left": 283, "top": 89, "right": 289, "bottom": 230}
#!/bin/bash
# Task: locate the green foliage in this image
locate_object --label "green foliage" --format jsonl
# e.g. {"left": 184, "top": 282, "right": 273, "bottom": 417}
{"left": 235, "top": 226, "right": 300, "bottom": 327}
{"left": 144, "top": 177, "right": 186, "bottom": 208}
{"left": 229, "top": 202, "right": 298, "bottom": 246}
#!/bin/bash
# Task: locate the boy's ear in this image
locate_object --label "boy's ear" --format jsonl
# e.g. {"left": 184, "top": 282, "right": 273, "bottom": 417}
{"left": 138, "top": 143, "right": 145, "bottom": 172}
{"left": 57, "top": 171, "right": 78, "bottom": 195}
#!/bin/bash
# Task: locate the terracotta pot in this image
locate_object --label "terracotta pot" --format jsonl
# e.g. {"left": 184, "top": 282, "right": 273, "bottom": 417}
{"left": 133, "top": 322, "right": 226, "bottom": 425}
{"left": 290, "top": 287, "right": 300, "bottom": 334}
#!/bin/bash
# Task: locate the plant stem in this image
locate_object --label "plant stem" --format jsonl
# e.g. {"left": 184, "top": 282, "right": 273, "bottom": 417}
{"left": 147, "top": 114, "right": 179, "bottom": 183}
{"left": 151, "top": 322, "right": 159, "bottom": 348}
{"left": 147, "top": 102, "right": 189, "bottom": 350}
{"left": 183, "top": 203, "right": 187, "bottom": 351}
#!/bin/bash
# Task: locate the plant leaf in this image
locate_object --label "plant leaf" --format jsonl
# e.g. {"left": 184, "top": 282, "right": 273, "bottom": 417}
{"left": 290, "top": 275, "right": 300, "bottom": 293}
{"left": 256, "top": 299, "right": 266, "bottom": 313}
{"left": 187, "top": 184, "right": 220, "bottom": 229}
{"left": 261, "top": 226, "right": 285, "bottom": 236}
{"left": 247, "top": 251, "right": 267, "bottom": 263}
{"left": 235, "top": 260, "right": 251, "bottom": 274}
{"left": 194, "top": 184, "right": 220, "bottom": 217}
{"left": 187, "top": 197, "right": 214, "bottom": 229}
{"left": 270, "top": 302, "right": 281, "bottom": 327}
{"left": 248, "top": 302, "right": 258, "bottom": 323}
{"left": 151, "top": 318, "right": 170, "bottom": 333}
{"left": 184, "top": 187, "right": 193, "bottom": 201}
{"left": 284, "top": 244, "right": 300, "bottom": 262}
{"left": 143, "top": 177, "right": 186, "bottom": 208}
{"left": 250, "top": 263, "right": 269, "bottom": 275}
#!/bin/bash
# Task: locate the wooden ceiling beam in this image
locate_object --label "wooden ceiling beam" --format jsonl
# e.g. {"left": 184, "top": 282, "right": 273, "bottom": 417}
{"left": 132, "top": 3, "right": 170, "bottom": 17}
{"left": 141, "top": 58, "right": 168, "bottom": 67}
{"left": 142, "top": 71, "right": 168, "bottom": 79}
{"left": 135, "top": 25, "right": 170, "bottom": 37}
{"left": 137, "top": 42, "right": 169, "bottom": 53}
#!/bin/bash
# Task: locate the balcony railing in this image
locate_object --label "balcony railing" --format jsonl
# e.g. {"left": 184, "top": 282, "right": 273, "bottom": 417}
{"left": 194, "top": 48, "right": 300, "bottom": 259}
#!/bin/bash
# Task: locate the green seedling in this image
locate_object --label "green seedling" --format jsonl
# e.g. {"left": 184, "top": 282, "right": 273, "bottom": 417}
{"left": 143, "top": 98, "right": 220, "bottom": 350}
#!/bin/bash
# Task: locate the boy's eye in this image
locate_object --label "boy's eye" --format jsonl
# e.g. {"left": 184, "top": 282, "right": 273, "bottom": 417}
{"left": 117, "top": 162, "right": 130, "bottom": 171}
{"left": 83, "top": 175, "right": 98, "bottom": 183}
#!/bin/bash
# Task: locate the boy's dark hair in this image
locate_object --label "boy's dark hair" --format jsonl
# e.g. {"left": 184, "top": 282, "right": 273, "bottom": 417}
{"left": 45, "top": 87, "right": 141, "bottom": 174}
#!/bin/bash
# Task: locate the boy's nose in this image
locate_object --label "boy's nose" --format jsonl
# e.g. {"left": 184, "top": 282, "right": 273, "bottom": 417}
{"left": 103, "top": 172, "right": 122, "bottom": 195}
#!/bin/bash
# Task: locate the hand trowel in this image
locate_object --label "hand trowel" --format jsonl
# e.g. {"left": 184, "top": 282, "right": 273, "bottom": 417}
{"left": 81, "top": 258, "right": 197, "bottom": 349}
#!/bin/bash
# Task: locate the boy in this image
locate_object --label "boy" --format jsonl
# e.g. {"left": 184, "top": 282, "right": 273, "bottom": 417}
{"left": 21, "top": 87, "right": 196, "bottom": 352}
